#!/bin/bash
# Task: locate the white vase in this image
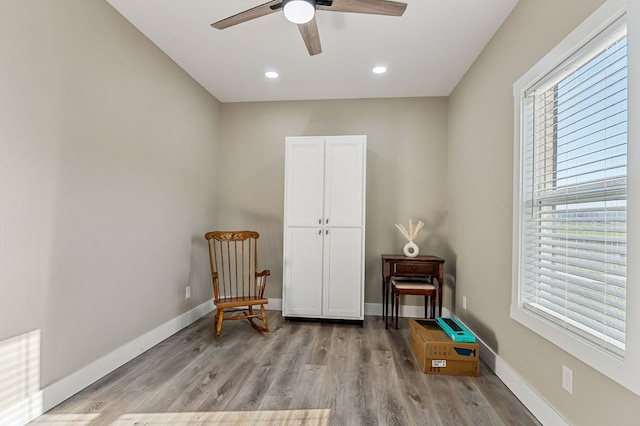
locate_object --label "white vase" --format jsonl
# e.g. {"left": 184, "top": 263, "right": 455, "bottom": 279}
{"left": 403, "top": 240, "right": 419, "bottom": 257}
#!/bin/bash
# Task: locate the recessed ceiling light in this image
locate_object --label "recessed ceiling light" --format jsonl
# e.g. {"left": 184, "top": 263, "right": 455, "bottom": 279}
{"left": 372, "top": 66, "right": 387, "bottom": 74}
{"left": 265, "top": 71, "right": 279, "bottom": 79}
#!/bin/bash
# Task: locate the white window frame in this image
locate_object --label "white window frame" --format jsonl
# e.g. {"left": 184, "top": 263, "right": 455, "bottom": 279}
{"left": 512, "top": 0, "right": 640, "bottom": 396}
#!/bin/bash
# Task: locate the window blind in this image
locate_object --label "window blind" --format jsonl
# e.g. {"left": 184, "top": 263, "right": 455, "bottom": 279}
{"left": 521, "top": 26, "right": 627, "bottom": 356}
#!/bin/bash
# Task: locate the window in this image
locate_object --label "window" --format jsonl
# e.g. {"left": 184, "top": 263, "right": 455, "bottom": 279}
{"left": 521, "top": 21, "right": 627, "bottom": 356}
{"left": 512, "top": 0, "right": 639, "bottom": 396}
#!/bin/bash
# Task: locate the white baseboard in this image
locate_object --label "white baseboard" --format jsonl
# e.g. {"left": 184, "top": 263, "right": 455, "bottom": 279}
{"left": 265, "top": 298, "right": 282, "bottom": 311}
{"left": 455, "top": 317, "right": 569, "bottom": 426}
{"left": 0, "top": 300, "right": 215, "bottom": 426}
{"left": 0, "top": 391, "right": 43, "bottom": 426}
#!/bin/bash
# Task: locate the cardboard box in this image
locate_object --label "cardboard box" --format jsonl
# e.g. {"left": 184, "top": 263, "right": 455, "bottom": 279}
{"left": 409, "top": 318, "right": 480, "bottom": 376}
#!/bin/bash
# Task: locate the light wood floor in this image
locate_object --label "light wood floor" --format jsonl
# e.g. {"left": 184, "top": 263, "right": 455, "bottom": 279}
{"left": 31, "top": 311, "right": 541, "bottom": 426}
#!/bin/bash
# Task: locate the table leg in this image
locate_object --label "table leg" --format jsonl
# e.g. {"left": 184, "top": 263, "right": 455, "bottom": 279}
{"left": 438, "top": 272, "right": 444, "bottom": 317}
{"left": 395, "top": 291, "right": 399, "bottom": 329}
{"left": 390, "top": 284, "right": 393, "bottom": 328}
{"left": 384, "top": 281, "right": 388, "bottom": 329}
{"left": 424, "top": 296, "right": 428, "bottom": 318}
{"left": 431, "top": 295, "right": 436, "bottom": 319}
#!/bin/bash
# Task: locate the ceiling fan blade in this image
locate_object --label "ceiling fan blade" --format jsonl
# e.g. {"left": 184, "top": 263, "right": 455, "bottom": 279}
{"left": 298, "top": 17, "right": 322, "bottom": 56}
{"left": 317, "top": 0, "right": 407, "bottom": 16}
{"left": 211, "top": 0, "right": 282, "bottom": 30}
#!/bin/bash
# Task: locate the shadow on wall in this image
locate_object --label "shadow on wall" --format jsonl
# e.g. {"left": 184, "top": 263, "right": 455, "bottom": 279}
{"left": 363, "top": 149, "right": 400, "bottom": 305}
{"left": 203, "top": 208, "right": 283, "bottom": 299}
{"left": 214, "top": 149, "right": 284, "bottom": 295}
{"left": 443, "top": 257, "right": 457, "bottom": 317}
{"left": 370, "top": 209, "right": 458, "bottom": 314}
{"left": 421, "top": 210, "right": 456, "bottom": 314}
{"left": 187, "top": 235, "right": 212, "bottom": 305}
{"left": 461, "top": 311, "right": 498, "bottom": 369}
{"left": 245, "top": 210, "right": 283, "bottom": 287}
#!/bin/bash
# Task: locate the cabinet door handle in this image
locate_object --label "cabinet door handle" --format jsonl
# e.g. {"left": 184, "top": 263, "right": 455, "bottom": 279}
{"left": 318, "top": 219, "right": 322, "bottom": 224}
{"left": 318, "top": 229, "right": 321, "bottom": 235}
{"left": 326, "top": 229, "right": 329, "bottom": 235}
{"left": 326, "top": 218, "right": 329, "bottom": 224}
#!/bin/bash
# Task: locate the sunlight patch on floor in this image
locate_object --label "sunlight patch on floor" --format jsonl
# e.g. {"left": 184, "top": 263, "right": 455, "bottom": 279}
{"left": 28, "top": 413, "right": 100, "bottom": 424}
{"left": 32, "top": 409, "right": 331, "bottom": 425}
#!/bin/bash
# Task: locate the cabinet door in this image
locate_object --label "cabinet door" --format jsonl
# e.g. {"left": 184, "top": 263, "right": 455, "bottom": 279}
{"left": 323, "top": 136, "right": 366, "bottom": 227}
{"left": 283, "top": 227, "right": 324, "bottom": 317}
{"left": 322, "top": 227, "right": 363, "bottom": 319}
{"left": 284, "top": 137, "right": 325, "bottom": 227}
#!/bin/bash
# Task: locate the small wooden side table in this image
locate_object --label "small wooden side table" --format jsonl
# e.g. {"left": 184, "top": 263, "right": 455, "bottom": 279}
{"left": 381, "top": 254, "right": 445, "bottom": 329}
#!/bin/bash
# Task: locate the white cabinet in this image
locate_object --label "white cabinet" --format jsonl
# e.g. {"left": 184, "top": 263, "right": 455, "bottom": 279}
{"left": 283, "top": 135, "right": 366, "bottom": 321}
{"left": 284, "top": 227, "right": 323, "bottom": 316}
{"left": 323, "top": 140, "right": 365, "bottom": 227}
{"left": 322, "top": 227, "right": 363, "bottom": 318}
{"left": 284, "top": 138, "right": 324, "bottom": 227}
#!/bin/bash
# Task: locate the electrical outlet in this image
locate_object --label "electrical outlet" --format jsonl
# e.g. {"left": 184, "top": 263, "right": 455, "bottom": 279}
{"left": 462, "top": 296, "right": 467, "bottom": 310}
{"left": 185, "top": 285, "right": 191, "bottom": 300}
{"left": 562, "top": 365, "right": 573, "bottom": 394}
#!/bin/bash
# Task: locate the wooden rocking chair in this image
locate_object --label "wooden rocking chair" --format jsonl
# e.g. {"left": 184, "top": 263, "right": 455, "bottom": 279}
{"left": 205, "top": 230, "right": 270, "bottom": 338}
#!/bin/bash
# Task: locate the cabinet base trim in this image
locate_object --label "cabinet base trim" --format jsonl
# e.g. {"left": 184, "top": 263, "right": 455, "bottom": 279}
{"left": 283, "top": 316, "right": 364, "bottom": 326}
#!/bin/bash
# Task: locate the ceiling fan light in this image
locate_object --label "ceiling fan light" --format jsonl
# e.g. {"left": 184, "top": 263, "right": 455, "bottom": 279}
{"left": 283, "top": 0, "right": 315, "bottom": 24}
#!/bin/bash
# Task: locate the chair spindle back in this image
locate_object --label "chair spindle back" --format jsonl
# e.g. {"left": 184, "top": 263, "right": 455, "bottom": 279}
{"left": 206, "top": 230, "right": 262, "bottom": 303}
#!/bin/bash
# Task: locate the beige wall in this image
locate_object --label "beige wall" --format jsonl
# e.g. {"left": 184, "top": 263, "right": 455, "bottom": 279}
{"left": 4, "top": 0, "right": 638, "bottom": 422}
{"left": 218, "top": 98, "right": 451, "bottom": 307}
{"left": 0, "top": 0, "right": 220, "bottom": 388}
{"left": 448, "top": 0, "right": 640, "bottom": 423}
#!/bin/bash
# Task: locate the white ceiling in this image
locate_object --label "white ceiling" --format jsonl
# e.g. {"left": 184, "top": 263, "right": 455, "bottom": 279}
{"left": 106, "top": 0, "right": 518, "bottom": 103}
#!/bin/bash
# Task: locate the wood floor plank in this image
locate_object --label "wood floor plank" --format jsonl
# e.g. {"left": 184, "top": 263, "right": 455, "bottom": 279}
{"left": 289, "top": 364, "right": 327, "bottom": 410}
{"left": 31, "top": 311, "right": 541, "bottom": 426}
{"left": 263, "top": 324, "right": 314, "bottom": 401}
{"left": 449, "top": 376, "right": 504, "bottom": 426}
{"left": 307, "top": 323, "right": 334, "bottom": 366}
{"left": 319, "top": 353, "right": 352, "bottom": 425}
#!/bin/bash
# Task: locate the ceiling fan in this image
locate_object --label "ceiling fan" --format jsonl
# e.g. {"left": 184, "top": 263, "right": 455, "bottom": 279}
{"left": 211, "top": 0, "right": 408, "bottom": 56}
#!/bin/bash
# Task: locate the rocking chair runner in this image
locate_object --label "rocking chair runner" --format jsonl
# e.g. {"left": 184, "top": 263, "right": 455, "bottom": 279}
{"left": 204, "top": 230, "right": 270, "bottom": 338}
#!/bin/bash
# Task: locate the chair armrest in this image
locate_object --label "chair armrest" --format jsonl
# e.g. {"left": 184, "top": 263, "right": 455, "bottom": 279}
{"left": 210, "top": 272, "right": 219, "bottom": 302}
{"left": 256, "top": 270, "right": 270, "bottom": 298}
